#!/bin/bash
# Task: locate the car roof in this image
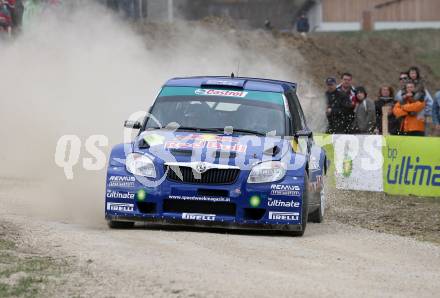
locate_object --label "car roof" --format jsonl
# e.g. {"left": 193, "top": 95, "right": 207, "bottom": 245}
{"left": 164, "top": 76, "right": 297, "bottom": 93}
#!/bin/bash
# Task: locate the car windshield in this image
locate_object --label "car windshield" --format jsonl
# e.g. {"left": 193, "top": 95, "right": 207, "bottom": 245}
{"left": 145, "top": 93, "right": 286, "bottom": 135}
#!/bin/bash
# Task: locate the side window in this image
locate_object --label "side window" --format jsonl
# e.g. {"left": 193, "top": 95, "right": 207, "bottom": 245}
{"left": 292, "top": 93, "right": 307, "bottom": 129}
{"left": 285, "top": 92, "right": 303, "bottom": 131}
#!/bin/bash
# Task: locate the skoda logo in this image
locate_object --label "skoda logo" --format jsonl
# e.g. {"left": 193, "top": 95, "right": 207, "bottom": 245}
{"left": 195, "top": 162, "right": 208, "bottom": 174}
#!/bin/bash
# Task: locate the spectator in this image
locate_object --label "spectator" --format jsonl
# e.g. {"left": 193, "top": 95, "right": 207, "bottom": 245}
{"left": 337, "top": 72, "right": 357, "bottom": 133}
{"left": 393, "top": 82, "right": 426, "bottom": 136}
{"left": 296, "top": 13, "right": 310, "bottom": 35}
{"left": 264, "top": 19, "right": 273, "bottom": 31}
{"left": 408, "top": 66, "right": 425, "bottom": 100}
{"left": 375, "top": 85, "right": 401, "bottom": 135}
{"left": 325, "top": 77, "right": 352, "bottom": 134}
{"left": 352, "top": 87, "right": 376, "bottom": 134}
{"left": 0, "top": 0, "right": 12, "bottom": 36}
{"left": 107, "top": 0, "right": 120, "bottom": 11}
{"left": 4, "top": 0, "right": 13, "bottom": 12}
{"left": 106, "top": 0, "right": 144, "bottom": 20}
{"left": 407, "top": 66, "right": 434, "bottom": 135}
{"left": 120, "top": 0, "right": 134, "bottom": 19}
{"left": 424, "top": 90, "right": 434, "bottom": 135}
{"left": 433, "top": 90, "right": 440, "bottom": 136}
{"left": 47, "top": 0, "right": 61, "bottom": 5}
{"left": 133, "top": 0, "right": 142, "bottom": 20}
{"left": 7, "top": 0, "right": 23, "bottom": 33}
{"left": 395, "top": 72, "right": 409, "bottom": 103}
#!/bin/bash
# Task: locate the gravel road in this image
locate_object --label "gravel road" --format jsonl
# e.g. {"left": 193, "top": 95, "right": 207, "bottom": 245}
{"left": 2, "top": 205, "right": 440, "bottom": 297}
{"left": 1, "top": 10, "right": 439, "bottom": 297}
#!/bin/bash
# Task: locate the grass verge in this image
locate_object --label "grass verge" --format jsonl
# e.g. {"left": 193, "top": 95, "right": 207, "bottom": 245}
{"left": 0, "top": 230, "right": 68, "bottom": 297}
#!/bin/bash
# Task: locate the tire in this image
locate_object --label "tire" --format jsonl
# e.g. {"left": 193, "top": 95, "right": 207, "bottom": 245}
{"left": 308, "top": 176, "right": 325, "bottom": 223}
{"left": 288, "top": 172, "right": 309, "bottom": 236}
{"left": 107, "top": 220, "right": 135, "bottom": 229}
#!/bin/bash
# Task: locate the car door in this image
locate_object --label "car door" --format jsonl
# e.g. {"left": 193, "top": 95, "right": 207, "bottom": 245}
{"left": 285, "top": 91, "right": 312, "bottom": 155}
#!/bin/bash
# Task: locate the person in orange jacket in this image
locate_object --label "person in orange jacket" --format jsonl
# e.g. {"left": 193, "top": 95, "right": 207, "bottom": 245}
{"left": 393, "top": 82, "right": 426, "bottom": 136}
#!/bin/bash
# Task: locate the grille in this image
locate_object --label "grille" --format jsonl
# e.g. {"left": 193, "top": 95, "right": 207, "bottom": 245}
{"left": 137, "top": 202, "right": 156, "bottom": 214}
{"left": 165, "top": 165, "right": 239, "bottom": 184}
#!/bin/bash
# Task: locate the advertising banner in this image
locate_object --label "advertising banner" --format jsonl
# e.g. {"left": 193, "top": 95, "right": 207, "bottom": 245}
{"left": 332, "top": 135, "right": 384, "bottom": 192}
{"left": 383, "top": 136, "right": 440, "bottom": 197}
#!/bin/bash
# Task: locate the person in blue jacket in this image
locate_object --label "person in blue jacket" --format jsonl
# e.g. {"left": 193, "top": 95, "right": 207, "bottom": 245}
{"left": 296, "top": 14, "right": 310, "bottom": 34}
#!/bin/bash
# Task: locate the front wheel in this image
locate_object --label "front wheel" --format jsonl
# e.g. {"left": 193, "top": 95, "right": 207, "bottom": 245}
{"left": 107, "top": 220, "right": 135, "bottom": 229}
{"left": 308, "top": 176, "right": 326, "bottom": 223}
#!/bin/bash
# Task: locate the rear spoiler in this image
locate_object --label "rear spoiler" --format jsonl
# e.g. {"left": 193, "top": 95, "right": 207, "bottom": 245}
{"left": 169, "top": 76, "right": 297, "bottom": 92}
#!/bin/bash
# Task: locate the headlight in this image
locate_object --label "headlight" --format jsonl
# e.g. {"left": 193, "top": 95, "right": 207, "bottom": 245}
{"left": 247, "top": 161, "right": 286, "bottom": 184}
{"left": 125, "top": 153, "right": 156, "bottom": 178}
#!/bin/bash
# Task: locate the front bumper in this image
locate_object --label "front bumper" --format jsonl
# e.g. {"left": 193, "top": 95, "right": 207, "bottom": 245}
{"left": 105, "top": 166, "right": 306, "bottom": 231}
{"left": 105, "top": 214, "right": 303, "bottom": 232}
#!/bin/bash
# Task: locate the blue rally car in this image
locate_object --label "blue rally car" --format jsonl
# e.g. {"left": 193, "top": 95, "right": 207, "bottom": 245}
{"left": 105, "top": 76, "right": 327, "bottom": 236}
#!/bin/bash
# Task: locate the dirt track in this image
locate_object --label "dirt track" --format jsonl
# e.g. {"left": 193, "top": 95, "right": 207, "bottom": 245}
{"left": 1, "top": 178, "right": 440, "bottom": 298}
{"left": 1, "top": 6, "right": 440, "bottom": 297}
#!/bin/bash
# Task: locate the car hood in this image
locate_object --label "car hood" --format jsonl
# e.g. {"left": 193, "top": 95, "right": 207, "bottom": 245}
{"left": 132, "top": 129, "right": 303, "bottom": 170}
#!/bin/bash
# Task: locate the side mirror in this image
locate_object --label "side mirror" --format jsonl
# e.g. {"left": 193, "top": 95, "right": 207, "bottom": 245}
{"left": 124, "top": 120, "right": 141, "bottom": 129}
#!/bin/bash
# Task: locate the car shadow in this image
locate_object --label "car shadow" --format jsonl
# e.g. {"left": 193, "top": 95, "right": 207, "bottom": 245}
{"left": 131, "top": 222, "right": 302, "bottom": 238}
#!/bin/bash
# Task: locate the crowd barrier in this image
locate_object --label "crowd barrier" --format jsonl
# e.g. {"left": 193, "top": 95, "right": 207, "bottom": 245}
{"left": 315, "top": 134, "right": 440, "bottom": 198}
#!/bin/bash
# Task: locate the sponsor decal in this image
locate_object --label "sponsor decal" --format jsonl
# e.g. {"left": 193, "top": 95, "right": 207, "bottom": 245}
{"left": 169, "top": 195, "right": 230, "bottom": 203}
{"left": 267, "top": 198, "right": 300, "bottom": 208}
{"left": 136, "top": 189, "right": 147, "bottom": 201}
{"left": 182, "top": 213, "right": 216, "bottom": 221}
{"left": 333, "top": 135, "right": 383, "bottom": 192}
{"left": 270, "top": 184, "right": 301, "bottom": 196}
{"left": 176, "top": 133, "right": 239, "bottom": 143}
{"left": 206, "top": 141, "right": 247, "bottom": 152}
{"left": 160, "top": 86, "right": 284, "bottom": 105}
{"left": 108, "top": 176, "right": 136, "bottom": 188}
{"left": 143, "top": 134, "right": 165, "bottom": 146}
{"left": 384, "top": 136, "right": 440, "bottom": 197}
{"left": 106, "top": 202, "right": 134, "bottom": 212}
{"left": 249, "top": 195, "right": 261, "bottom": 208}
{"left": 268, "top": 211, "right": 299, "bottom": 221}
{"left": 342, "top": 148, "right": 353, "bottom": 178}
{"left": 106, "top": 190, "right": 135, "bottom": 200}
{"left": 194, "top": 89, "right": 248, "bottom": 98}
{"left": 165, "top": 140, "right": 247, "bottom": 153}
{"left": 387, "top": 156, "right": 440, "bottom": 186}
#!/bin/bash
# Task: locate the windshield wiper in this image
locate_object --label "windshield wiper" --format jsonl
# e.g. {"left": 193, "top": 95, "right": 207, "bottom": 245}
{"left": 175, "top": 127, "right": 216, "bottom": 132}
{"left": 182, "top": 127, "right": 266, "bottom": 136}
{"left": 146, "top": 126, "right": 207, "bottom": 132}
{"left": 230, "top": 129, "right": 266, "bottom": 136}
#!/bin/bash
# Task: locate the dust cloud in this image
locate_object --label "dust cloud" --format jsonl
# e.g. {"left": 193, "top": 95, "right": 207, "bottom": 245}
{"left": 0, "top": 3, "right": 325, "bottom": 225}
